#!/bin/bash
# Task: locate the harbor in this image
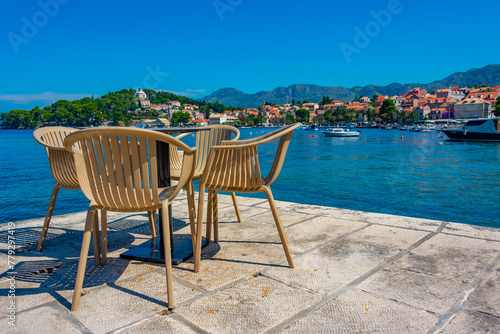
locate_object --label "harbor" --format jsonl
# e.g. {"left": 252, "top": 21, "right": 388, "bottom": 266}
{"left": 1, "top": 193, "right": 499, "bottom": 333}
{"left": 3, "top": 128, "right": 499, "bottom": 228}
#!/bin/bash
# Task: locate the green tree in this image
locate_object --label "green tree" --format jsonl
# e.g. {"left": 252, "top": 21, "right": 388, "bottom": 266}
{"left": 171, "top": 111, "right": 191, "bottom": 125}
{"left": 285, "top": 113, "right": 295, "bottom": 124}
{"left": 408, "top": 111, "right": 419, "bottom": 123}
{"left": 321, "top": 96, "right": 332, "bottom": 106}
{"left": 238, "top": 113, "right": 247, "bottom": 124}
{"left": 144, "top": 89, "right": 156, "bottom": 99}
{"left": 0, "top": 109, "right": 28, "bottom": 128}
{"left": 295, "top": 109, "right": 310, "bottom": 123}
{"left": 324, "top": 109, "right": 334, "bottom": 125}
{"left": 380, "top": 99, "right": 397, "bottom": 123}
{"left": 494, "top": 96, "right": 500, "bottom": 117}
{"left": 129, "top": 101, "right": 138, "bottom": 111}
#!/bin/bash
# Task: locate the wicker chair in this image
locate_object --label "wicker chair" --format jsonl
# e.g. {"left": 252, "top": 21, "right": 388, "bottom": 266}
{"left": 33, "top": 127, "right": 81, "bottom": 252}
{"left": 64, "top": 127, "right": 197, "bottom": 311}
{"left": 169, "top": 125, "right": 242, "bottom": 227}
{"left": 193, "top": 123, "right": 302, "bottom": 272}
{"left": 33, "top": 127, "right": 158, "bottom": 254}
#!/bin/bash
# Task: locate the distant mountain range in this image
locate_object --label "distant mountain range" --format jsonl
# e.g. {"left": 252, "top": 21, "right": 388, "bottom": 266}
{"left": 202, "top": 64, "right": 500, "bottom": 108}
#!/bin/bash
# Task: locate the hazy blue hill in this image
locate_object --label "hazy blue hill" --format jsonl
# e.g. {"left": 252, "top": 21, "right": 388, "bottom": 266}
{"left": 425, "top": 64, "right": 500, "bottom": 91}
{"left": 202, "top": 64, "right": 500, "bottom": 108}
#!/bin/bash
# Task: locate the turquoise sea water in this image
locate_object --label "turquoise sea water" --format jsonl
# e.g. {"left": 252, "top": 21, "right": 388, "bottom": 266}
{"left": 1, "top": 128, "right": 499, "bottom": 228}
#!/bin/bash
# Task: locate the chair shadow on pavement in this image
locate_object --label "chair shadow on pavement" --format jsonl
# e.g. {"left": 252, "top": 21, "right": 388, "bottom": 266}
{"left": 0, "top": 213, "right": 187, "bottom": 310}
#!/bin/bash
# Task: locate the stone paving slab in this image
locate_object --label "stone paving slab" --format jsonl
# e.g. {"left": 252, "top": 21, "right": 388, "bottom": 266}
{"left": 393, "top": 233, "right": 499, "bottom": 284}
{"left": 263, "top": 237, "right": 401, "bottom": 295}
{"left": 67, "top": 283, "right": 169, "bottom": 333}
{"left": 441, "top": 309, "right": 500, "bottom": 334}
{"left": 4, "top": 305, "right": 82, "bottom": 334}
{"left": 175, "top": 275, "right": 323, "bottom": 333}
{"left": 0, "top": 193, "right": 499, "bottom": 333}
{"left": 249, "top": 210, "right": 317, "bottom": 227}
{"left": 280, "top": 289, "right": 438, "bottom": 334}
{"left": 348, "top": 224, "right": 430, "bottom": 250}
{"left": 357, "top": 266, "right": 468, "bottom": 314}
{"left": 174, "top": 241, "right": 286, "bottom": 291}
{"left": 214, "top": 219, "right": 276, "bottom": 243}
{"left": 117, "top": 314, "right": 198, "bottom": 333}
{"left": 361, "top": 212, "right": 445, "bottom": 232}
{"left": 465, "top": 267, "right": 500, "bottom": 317}
{"left": 443, "top": 222, "right": 500, "bottom": 242}
{"left": 256, "top": 216, "right": 368, "bottom": 253}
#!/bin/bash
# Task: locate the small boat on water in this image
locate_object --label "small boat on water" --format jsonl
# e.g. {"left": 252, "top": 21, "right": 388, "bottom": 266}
{"left": 323, "top": 128, "right": 360, "bottom": 137}
{"left": 442, "top": 117, "right": 500, "bottom": 141}
{"left": 304, "top": 124, "right": 320, "bottom": 131}
{"left": 409, "top": 126, "right": 432, "bottom": 132}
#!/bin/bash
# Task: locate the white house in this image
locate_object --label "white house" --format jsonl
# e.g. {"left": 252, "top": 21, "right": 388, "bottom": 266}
{"left": 139, "top": 99, "right": 150, "bottom": 108}
{"left": 167, "top": 101, "right": 181, "bottom": 108}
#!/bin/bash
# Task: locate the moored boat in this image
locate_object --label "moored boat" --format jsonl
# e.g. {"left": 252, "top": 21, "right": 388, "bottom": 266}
{"left": 442, "top": 117, "right": 500, "bottom": 141}
{"left": 322, "top": 128, "right": 360, "bottom": 137}
{"left": 304, "top": 124, "right": 320, "bottom": 131}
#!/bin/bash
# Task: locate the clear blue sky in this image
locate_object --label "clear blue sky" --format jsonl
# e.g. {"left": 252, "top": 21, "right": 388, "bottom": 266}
{"left": 1, "top": 0, "right": 499, "bottom": 112}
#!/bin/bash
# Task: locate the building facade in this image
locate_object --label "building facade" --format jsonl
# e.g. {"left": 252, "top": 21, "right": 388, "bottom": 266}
{"left": 454, "top": 98, "right": 492, "bottom": 119}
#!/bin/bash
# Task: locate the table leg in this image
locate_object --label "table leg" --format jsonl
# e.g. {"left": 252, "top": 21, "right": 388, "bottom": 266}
{"left": 120, "top": 140, "right": 206, "bottom": 264}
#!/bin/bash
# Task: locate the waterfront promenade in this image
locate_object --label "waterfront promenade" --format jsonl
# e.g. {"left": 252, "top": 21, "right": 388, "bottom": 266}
{"left": 1, "top": 193, "right": 499, "bottom": 333}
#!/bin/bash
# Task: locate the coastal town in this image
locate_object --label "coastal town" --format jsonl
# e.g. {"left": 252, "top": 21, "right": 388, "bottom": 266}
{"left": 131, "top": 85, "right": 500, "bottom": 128}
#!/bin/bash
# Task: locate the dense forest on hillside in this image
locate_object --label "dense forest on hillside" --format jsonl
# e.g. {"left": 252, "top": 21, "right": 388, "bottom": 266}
{"left": 0, "top": 88, "right": 235, "bottom": 129}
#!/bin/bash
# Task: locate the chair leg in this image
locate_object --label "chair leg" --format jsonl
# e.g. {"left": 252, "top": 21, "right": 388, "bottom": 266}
{"left": 206, "top": 190, "right": 213, "bottom": 243}
{"left": 185, "top": 181, "right": 197, "bottom": 250}
{"left": 212, "top": 191, "right": 219, "bottom": 243}
{"left": 194, "top": 187, "right": 206, "bottom": 273}
{"left": 71, "top": 206, "right": 96, "bottom": 311}
{"left": 37, "top": 184, "right": 61, "bottom": 252}
{"left": 101, "top": 210, "right": 107, "bottom": 266}
{"left": 231, "top": 192, "right": 242, "bottom": 223}
{"left": 161, "top": 202, "right": 174, "bottom": 309}
{"left": 147, "top": 210, "right": 157, "bottom": 238}
{"left": 262, "top": 186, "right": 294, "bottom": 268}
{"left": 189, "top": 181, "right": 197, "bottom": 220}
{"left": 92, "top": 210, "right": 101, "bottom": 267}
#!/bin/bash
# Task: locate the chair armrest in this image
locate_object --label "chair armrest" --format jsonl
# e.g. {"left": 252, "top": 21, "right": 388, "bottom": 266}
{"left": 200, "top": 144, "right": 262, "bottom": 190}
{"left": 33, "top": 136, "right": 69, "bottom": 151}
{"left": 33, "top": 127, "right": 79, "bottom": 150}
{"left": 205, "top": 123, "right": 301, "bottom": 188}
{"left": 220, "top": 137, "right": 260, "bottom": 146}
{"left": 219, "top": 123, "right": 302, "bottom": 148}
{"left": 168, "top": 149, "right": 197, "bottom": 201}
{"left": 174, "top": 132, "right": 192, "bottom": 140}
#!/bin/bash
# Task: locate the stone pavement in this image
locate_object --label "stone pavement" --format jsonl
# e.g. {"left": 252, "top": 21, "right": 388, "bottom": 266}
{"left": 0, "top": 193, "right": 499, "bottom": 333}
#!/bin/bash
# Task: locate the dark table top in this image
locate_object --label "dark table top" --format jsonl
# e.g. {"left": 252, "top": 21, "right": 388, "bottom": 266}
{"left": 151, "top": 127, "right": 210, "bottom": 134}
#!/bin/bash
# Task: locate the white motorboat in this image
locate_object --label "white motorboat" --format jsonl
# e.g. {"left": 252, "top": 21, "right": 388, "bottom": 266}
{"left": 323, "top": 128, "right": 360, "bottom": 137}
{"left": 442, "top": 117, "right": 500, "bottom": 141}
